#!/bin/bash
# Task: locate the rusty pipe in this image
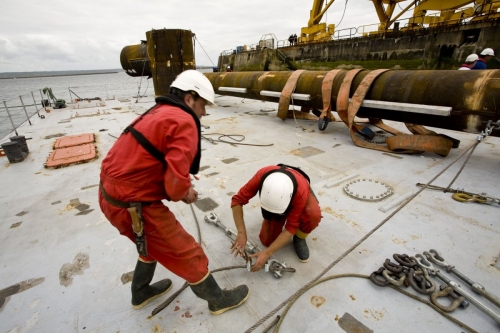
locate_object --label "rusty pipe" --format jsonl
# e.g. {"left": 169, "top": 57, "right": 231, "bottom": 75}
{"left": 120, "top": 43, "right": 151, "bottom": 77}
{"left": 205, "top": 70, "right": 500, "bottom": 136}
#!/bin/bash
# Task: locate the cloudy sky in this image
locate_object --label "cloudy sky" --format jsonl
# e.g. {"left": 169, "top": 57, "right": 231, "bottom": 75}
{"left": 0, "top": 0, "right": 389, "bottom": 73}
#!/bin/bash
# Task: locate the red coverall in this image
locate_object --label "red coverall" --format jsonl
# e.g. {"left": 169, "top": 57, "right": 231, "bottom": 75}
{"left": 98, "top": 104, "right": 208, "bottom": 283}
{"left": 231, "top": 165, "right": 322, "bottom": 246}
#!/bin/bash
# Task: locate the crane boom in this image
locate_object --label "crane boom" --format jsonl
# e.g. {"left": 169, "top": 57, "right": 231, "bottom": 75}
{"left": 302, "top": 0, "right": 337, "bottom": 42}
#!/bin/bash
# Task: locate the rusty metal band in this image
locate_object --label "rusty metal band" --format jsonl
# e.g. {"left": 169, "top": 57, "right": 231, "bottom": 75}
{"left": 336, "top": 68, "right": 363, "bottom": 129}
{"left": 346, "top": 69, "right": 454, "bottom": 156}
{"left": 320, "top": 69, "right": 342, "bottom": 121}
{"left": 277, "top": 70, "right": 306, "bottom": 120}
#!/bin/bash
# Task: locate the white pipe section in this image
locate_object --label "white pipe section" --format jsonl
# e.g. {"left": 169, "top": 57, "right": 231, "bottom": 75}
{"left": 260, "top": 90, "right": 311, "bottom": 100}
{"left": 354, "top": 99, "right": 451, "bottom": 116}
{"left": 218, "top": 87, "right": 248, "bottom": 93}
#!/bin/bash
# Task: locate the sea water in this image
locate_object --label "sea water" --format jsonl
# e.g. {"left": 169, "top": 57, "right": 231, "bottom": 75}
{"left": 0, "top": 69, "right": 210, "bottom": 140}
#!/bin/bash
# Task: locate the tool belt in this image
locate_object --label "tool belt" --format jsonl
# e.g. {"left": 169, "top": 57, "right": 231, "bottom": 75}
{"left": 99, "top": 182, "right": 150, "bottom": 257}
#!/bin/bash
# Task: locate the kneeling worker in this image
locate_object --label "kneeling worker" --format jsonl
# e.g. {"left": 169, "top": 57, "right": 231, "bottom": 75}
{"left": 99, "top": 70, "right": 249, "bottom": 315}
{"left": 230, "top": 164, "right": 322, "bottom": 271}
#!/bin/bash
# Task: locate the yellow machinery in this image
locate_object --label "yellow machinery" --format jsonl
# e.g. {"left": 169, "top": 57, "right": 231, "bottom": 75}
{"left": 371, "top": 0, "right": 500, "bottom": 33}
{"left": 300, "top": 0, "right": 337, "bottom": 42}
{"left": 300, "top": 0, "right": 500, "bottom": 42}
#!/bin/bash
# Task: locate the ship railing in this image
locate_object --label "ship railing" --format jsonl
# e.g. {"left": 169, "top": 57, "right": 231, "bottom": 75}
{"left": 334, "top": 27, "right": 361, "bottom": 40}
{"left": 220, "top": 49, "right": 235, "bottom": 56}
{"left": 0, "top": 90, "right": 46, "bottom": 138}
{"left": 0, "top": 82, "right": 142, "bottom": 140}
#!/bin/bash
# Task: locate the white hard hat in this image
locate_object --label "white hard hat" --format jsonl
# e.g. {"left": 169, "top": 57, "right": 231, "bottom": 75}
{"left": 170, "top": 70, "right": 215, "bottom": 105}
{"left": 227, "top": 65, "right": 231, "bottom": 68}
{"left": 260, "top": 172, "right": 295, "bottom": 214}
{"left": 465, "top": 54, "right": 478, "bottom": 63}
{"left": 480, "top": 48, "right": 495, "bottom": 56}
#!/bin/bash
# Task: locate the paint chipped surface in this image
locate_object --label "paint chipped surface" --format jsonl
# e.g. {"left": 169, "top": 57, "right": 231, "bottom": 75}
{"left": 59, "top": 253, "right": 90, "bottom": 287}
{"left": 289, "top": 146, "right": 324, "bottom": 158}
{"left": 120, "top": 271, "right": 134, "bottom": 284}
{"left": 23, "top": 311, "right": 40, "bottom": 331}
{"left": 193, "top": 197, "right": 219, "bottom": 212}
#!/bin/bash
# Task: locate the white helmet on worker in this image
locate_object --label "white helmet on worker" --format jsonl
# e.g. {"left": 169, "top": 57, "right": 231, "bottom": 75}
{"left": 480, "top": 48, "right": 495, "bottom": 56}
{"left": 465, "top": 54, "right": 478, "bottom": 63}
{"left": 170, "top": 70, "right": 215, "bottom": 105}
{"left": 260, "top": 172, "right": 295, "bottom": 214}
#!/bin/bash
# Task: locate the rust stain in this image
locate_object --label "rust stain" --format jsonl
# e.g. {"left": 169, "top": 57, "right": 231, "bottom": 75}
{"left": 174, "top": 306, "right": 180, "bottom": 311}
{"left": 410, "top": 235, "right": 420, "bottom": 240}
{"left": 321, "top": 206, "right": 344, "bottom": 219}
{"left": 350, "top": 295, "right": 356, "bottom": 301}
{"left": 211, "top": 117, "right": 237, "bottom": 124}
{"left": 363, "top": 308, "right": 386, "bottom": 321}
{"left": 310, "top": 295, "right": 325, "bottom": 308}
{"left": 152, "top": 324, "right": 164, "bottom": 333}
{"left": 181, "top": 311, "right": 193, "bottom": 318}
{"left": 391, "top": 238, "right": 407, "bottom": 245}
{"left": 335, "top": 315, "right": 339, "bottom": 321}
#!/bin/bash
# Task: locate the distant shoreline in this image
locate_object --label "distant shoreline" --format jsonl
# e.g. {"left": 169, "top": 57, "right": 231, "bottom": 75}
{"left": 0, "top": 72, "right": 120, "bottom": 80}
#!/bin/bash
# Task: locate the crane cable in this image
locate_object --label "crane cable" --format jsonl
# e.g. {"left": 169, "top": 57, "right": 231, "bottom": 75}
{"left": 194, "top": 35, "right": 216, "bottom": 67}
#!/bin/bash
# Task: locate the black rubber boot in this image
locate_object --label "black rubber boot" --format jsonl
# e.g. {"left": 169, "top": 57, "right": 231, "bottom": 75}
{"left": 293, "top": 235, "right": 309, "bottom": 262}
{"left": 190, "top": 273, "right": 249, "bottom": 315}
{"left": 131, "top": 260, "right": 172, "bottom": 309}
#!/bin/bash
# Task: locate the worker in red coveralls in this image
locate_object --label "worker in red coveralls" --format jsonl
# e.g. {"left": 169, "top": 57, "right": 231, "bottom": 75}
{"left": 230, "top": 164, "right": 322, "bottom": 271}
{"left": 98, "top": 70, "right": 249, "bottom": 315}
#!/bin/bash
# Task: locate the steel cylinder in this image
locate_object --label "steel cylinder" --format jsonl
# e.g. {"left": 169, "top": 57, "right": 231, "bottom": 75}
{"left": 1, "top": 142, "right": 26, "bottom": 163}
{"left": 121, "top": 29, "right": 196, "bottom": 96}
{"left": 10, "top": 135, "right": 29, "bottom": 153}
{"left": 205, "top": 70, "right": 500, "bottom": 136}
{"left": 120, "top": 43, "right": 151, "bottom": 78}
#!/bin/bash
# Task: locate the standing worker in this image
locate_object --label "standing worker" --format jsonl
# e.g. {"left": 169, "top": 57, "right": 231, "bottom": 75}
{"left": 472, "top": 48, "right": 495, "bottom": 69}
{"left": 98, "top": 70, "right": 249, "bottom": 315}
{"left": 458, "top": 54, "right": 478, "bottom": 70}
{"left": 230, "top": 164, "right": 322, "bottom": 272}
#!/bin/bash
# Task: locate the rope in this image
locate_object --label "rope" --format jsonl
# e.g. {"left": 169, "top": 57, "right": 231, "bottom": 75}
{"left": 201, "top": 133, "right": 273, "bottom": 147}
{"left": 444, "top": 141, "right": 479, "bottom": 192}
{"left": 151, "top": 265, "right": 247, "bottom": 316}
{"left": 273, "top": 274, "right": 478, "bottom": 333}
{"left": 244, "top": 140, "right": 479, "bottom": 333}
{"left": 135, "top": 60, "right": 149, "bottom": 103}
{"left": 150, "top": 187, "right": 246, "bottom": 317}
{"left": 262, "top": 316, "right": 281, "bottom": 333}
{"left": 336, "top": 0, "right": 350, "bottom": 30}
